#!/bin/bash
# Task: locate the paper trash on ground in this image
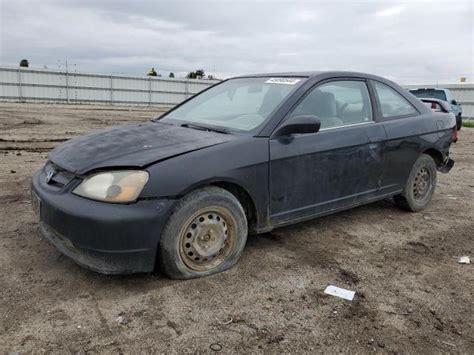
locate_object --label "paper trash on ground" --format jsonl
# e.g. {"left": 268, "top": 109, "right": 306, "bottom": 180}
{"left": 324, "top": 285, "right": 356, "bottom": 301}
{"left": 458, "top": 256, "right": 470, "bottom": 264}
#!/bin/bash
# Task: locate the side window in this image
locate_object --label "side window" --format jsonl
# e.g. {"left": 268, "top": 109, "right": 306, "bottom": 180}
{"left": 373, "top": 81, "right": 418, "bottom": 119}
{"left": 291, "top": 80, "right": 372, "bottom": 129}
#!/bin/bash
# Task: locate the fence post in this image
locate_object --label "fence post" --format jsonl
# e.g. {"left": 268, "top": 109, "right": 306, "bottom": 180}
{"left": 184, "top": 80, "right": 189, "bottom": 99}
{"left": 65, "top": 61, "right": 70, "bottom": 104}
{"left": 148, "top": 77, "right": 152, "bottom": 106}
{"left": 17, "top": 67, "right": 23, "bottom": 101}
{"left": 110, "top": 75, "right": 113, "bottom": 105}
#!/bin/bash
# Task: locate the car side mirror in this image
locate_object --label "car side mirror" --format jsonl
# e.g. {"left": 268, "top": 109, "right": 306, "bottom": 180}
{"left": 274, "top": 115, "right": 321, "bottom": 137}
{"left": 451, "top": 99, "right": 457, "bottom": 105}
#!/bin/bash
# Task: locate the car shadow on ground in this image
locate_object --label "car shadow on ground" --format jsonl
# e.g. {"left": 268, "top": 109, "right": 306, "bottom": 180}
{"left": 48, "top": 198, "right": 401, "bottom": 288}
{"left": 246, "top": 198, "right": 400, "bottom": 249}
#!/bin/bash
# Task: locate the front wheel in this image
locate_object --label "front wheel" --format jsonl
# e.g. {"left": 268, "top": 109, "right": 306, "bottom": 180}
{"left": 157, "top": 187, "right": 248, "bottom": 279}
{"left": 394, "top": 154, "right": 437, "bottom": 212}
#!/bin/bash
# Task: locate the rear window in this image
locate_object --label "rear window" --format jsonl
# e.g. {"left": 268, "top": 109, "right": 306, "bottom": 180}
{"left": 409, "top": 89, "right": 447, "bottom": 101}
{"left": 374, "top": 82, "right": 418, "bottom": 119}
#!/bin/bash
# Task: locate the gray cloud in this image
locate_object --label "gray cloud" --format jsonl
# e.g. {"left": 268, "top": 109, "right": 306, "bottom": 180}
{"left": 1, "top": 0, "right": 472, "bottom": 83}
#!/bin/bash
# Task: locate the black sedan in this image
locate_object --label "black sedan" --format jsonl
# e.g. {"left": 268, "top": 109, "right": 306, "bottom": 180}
{"left": 31, "top": 71, "right": 456, "bottom": 278}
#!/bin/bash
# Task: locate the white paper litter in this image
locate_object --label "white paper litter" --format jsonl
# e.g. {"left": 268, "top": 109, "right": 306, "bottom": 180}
{"left": 324, "top": 285, "right": 355, "bottom": 301}
{"left": 458, "top": 256, "right": 470, "bottom": 264}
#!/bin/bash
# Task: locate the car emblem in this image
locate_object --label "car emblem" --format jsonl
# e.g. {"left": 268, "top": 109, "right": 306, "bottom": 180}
{"left": 45, "top": 170, "right": 55, "bottom": 184}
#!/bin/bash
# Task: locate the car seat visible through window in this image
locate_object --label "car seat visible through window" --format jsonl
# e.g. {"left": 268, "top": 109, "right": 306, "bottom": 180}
{"left": 292, "top": 89, "right": 344, "bottom": 128}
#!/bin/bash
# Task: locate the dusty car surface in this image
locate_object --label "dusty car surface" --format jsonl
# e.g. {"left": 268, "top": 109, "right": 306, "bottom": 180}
{"left": 417, "top": 97, "right": 459, "bottom": 142}
{"left": 31, "top": 71, "right": 456, "bottom": 279}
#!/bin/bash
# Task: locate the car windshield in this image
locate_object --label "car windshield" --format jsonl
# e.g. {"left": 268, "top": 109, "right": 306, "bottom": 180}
{"left": 160, "top": 77, "right": 304, "bottom": 133}
{"left": 410, "top": 89, "right": 447, "bottom": 101}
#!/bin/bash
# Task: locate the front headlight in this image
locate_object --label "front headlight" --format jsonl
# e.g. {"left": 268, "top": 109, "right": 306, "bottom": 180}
{"left": 73, "top": 170, "right": 149, "bottom": 203}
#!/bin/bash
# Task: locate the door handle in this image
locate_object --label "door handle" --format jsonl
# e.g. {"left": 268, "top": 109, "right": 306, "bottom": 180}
{"left": 368, "top": 137, "right": 384, "bottom": 143}
{"left": 368, "top": 137, "right": 384, "bottom": 149}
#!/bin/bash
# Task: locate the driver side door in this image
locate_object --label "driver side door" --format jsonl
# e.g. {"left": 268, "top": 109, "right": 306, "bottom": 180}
{"left": 269, "top": 79, "right": 386, "bottom": 226}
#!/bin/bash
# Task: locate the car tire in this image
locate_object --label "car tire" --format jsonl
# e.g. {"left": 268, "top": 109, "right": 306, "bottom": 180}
{"left": 394, "top": 154, "right": 437, "bottom": 212}
{"left": 157, "top": 186, "right": 248, "bottom": 279}
{"left": 456, "top": 114, "right": 462, "bottom": 131}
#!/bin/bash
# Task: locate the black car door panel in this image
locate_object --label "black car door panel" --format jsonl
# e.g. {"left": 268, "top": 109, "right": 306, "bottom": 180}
{"left": 268, "top": 79, "right": 387, "bottom": 225}
{"left": 269, "top": 122, "right": 386, "bottom": 224}
{"left": 380, "top": 114, "right": 441, "bottom": 191}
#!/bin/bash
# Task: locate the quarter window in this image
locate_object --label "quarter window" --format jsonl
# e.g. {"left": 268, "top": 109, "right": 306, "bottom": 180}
{"left": 373, "top": 82, "right": 418, "bottom": 119}
{"left": 290, "top": 80, "right": 373, "bottom": 129}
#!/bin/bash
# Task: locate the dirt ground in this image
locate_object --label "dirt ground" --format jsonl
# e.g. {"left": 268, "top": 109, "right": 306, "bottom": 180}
{"left": 0, "top": 102, "right": 473, "bottom": 353}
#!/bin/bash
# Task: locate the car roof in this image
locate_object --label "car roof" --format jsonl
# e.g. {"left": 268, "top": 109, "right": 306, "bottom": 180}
{"left": 234, "top": 71, "right": 323, "bottom": 78}
{"left": 409, "top": 87, "right": 448, "bottom": 91}
{"left": 232, "top": 71, "right": 391, "bottom": 82}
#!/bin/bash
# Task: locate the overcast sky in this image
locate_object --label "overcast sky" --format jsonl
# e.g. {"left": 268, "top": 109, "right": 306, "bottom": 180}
{"left": 0, "top": 0, "right": 472, "bottom": 83}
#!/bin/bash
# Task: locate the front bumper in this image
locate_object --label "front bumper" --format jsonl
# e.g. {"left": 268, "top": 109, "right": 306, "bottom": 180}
{"left": 32, "top": 170, "right": 176, "bottom": 274}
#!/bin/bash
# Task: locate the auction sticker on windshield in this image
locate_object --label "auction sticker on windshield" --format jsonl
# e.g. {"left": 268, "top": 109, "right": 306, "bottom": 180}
{"left": 265, "top": 78, "right": 301, "bottom": 85}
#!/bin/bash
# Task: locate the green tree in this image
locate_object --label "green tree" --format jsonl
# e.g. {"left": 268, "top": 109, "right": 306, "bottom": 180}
{"left": 186, "top": 69, "right": 205, "bottom": 79}
{"left": 20, "top": 59, "right": 29, "bottom": 67}
{"left": 195, "top": 69, "right": 205, "bottom": 79}
{"left": 169, "top": 72, "right": 175, "bottom": 78}
{"left": 147, "top": 67, "right": 158, "bottom": 76}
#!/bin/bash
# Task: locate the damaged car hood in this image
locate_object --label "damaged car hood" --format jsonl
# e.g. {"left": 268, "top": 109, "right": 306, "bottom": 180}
{"left": 49, "top": 121, "right": 235, "bottom": 174}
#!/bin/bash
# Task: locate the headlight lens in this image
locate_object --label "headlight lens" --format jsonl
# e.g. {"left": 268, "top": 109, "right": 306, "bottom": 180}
{"left": 73, "top": 170, "right": 149, "bottom": 203}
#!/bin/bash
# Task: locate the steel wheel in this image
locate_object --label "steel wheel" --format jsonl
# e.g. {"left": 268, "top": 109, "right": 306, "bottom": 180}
{"left": 394, "top": 154, "right": 437, "bottom": 212}
{"left": 179, "top": 207, "right": 236, "bottom": 272}
{"left": 413, "top": 167, "right": 432, "bottom": 200}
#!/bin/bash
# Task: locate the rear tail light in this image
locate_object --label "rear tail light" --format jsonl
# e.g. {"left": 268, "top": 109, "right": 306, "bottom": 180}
{"left": 453, "top": 126, "right": 458, "bottom": 142}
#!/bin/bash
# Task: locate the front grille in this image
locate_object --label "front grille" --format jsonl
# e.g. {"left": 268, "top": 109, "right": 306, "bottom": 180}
{"left": 43, "top": 161, "right": 75, "bottom": 189}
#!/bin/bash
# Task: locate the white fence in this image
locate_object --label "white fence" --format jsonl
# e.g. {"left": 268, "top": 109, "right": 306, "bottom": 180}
{"left": 1, "top": 66, "right": 473, "bottom": 118}
{"left": 0, "top": 66, "right": 218, "bottom": 107}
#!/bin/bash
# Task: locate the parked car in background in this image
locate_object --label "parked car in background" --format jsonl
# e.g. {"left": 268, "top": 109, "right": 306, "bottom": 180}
{"left": 32, "top": 71, "right": 456, "bottom": 279}
{"left": 409, "top": 88, "right": 462, "bottom": 130}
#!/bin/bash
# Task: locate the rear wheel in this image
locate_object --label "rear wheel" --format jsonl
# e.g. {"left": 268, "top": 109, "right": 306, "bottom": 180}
{"left": 157, "top": 187, "right": 247, "bottom": 279}
{"left": 394, "top": 154, "right": 437, "bottom": 212}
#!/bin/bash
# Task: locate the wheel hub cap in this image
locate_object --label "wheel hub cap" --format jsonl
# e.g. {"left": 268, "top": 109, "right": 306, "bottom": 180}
{"left": 181, "top": 211, "right": 229, "bottom": 268}
{"left": 413, "top": 167, "right": 431, "bottom": 200}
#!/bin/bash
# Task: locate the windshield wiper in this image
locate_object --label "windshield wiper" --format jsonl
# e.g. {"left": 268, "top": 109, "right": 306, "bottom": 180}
{"left": 180, "top": 123, "right": 229, "bottom": 134}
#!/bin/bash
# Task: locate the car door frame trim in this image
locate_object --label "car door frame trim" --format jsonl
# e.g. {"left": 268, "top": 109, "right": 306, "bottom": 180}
{"left": 269, "top": 76, "right": 375, "bottom": 138}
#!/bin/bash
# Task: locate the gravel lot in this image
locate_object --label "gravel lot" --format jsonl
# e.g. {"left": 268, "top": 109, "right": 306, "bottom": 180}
{"left": 0, "top": 102, "right": 473, "bottom": 353}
